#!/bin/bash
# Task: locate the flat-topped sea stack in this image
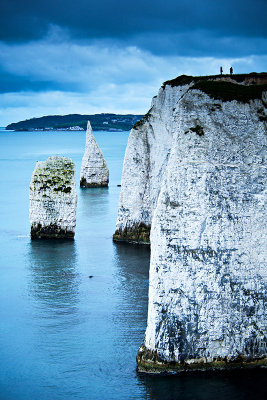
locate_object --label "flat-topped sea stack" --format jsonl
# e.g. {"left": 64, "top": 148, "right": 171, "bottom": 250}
{"left": 30, "top": 156, "right": 77, "bottom": 239}
{"left": 80, "top": 121, "right": 109, "bottom": 187}
{"left": 114, "top": 72, "right": 267, "bottom": 372}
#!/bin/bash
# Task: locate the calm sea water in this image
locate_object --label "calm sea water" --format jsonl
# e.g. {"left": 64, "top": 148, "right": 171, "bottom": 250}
{"left": 0, "top": 129, "right": 265, "bottom": 400}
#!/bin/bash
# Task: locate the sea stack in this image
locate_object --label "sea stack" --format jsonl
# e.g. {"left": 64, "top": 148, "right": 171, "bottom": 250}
{"left": 114, "top": 73, "right": 267, "bottom": 372}
{"left": 30, "top": 156, "right": 77, "bottom": 239}
{"left": 80, "top": 121, "right": 109, "bottom": 187}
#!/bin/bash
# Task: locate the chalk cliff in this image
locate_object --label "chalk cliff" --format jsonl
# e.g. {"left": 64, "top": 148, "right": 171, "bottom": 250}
{"left": 80, "top": 121, "right": 109, "bottom": 187}
{"left": 115, "top": 73, "right": 267, "bottom": 372}
{"left": 30, "top": 156, "right": 77, "bottom": 239}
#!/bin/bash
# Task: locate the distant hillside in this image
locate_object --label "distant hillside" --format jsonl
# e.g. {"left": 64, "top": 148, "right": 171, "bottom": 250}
{"left": 6, "top": 113, "right": 144, "bottom": 132}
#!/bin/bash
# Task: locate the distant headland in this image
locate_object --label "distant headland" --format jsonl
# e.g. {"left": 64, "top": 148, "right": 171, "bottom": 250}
{"left": 6, "top": 113, "right": 144, "bottom": 132}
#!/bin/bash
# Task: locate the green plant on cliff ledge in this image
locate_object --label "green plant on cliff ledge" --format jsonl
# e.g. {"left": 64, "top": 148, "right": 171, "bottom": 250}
{"left": 191, "top": 81, "right": 267, "bottom": 103}
{"left": 132, "top": 108, "right": 152, "bottom": 130}
{"left": 189, "top": 125, "right": 204, "bottom": 136}
{"left": 257, "top": 107, "right": 267, "bottom": 122}
{"left": 113, "top": 223, "right": 151, "bottom": 244}
{"left": 162, "top": 73, "right": 267, "bottom": 103}
{"left": 35, "top": 157, "right": 74, "bottom": 194}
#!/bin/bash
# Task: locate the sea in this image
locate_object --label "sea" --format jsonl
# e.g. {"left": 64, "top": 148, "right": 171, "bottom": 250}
{"left": 0, "top": 129, "right": 265, "bottom": 400}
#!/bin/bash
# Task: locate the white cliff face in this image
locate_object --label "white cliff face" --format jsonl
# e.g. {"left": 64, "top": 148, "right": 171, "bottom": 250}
{"left": 30, "top": 156, "right": 77, "bottom": 239}
{"left": 115, "top": 75, "right": 267, "bottom": 371}
{"left": 113, "top": 85, "right": 188, "bottom": 242}
{"left": 80, "top": 121, "right": 109, "bottom": 187}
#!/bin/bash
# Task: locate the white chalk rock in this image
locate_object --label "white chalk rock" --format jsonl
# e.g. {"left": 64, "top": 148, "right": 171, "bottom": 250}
{"left": 29, "top": 156, "right": 77, "bottom": 239}
{"left": 115, "top": 74, "right": 267, "bottom": 371}
{"left": 80, "top": 121, "right": 109, "bottom": 187}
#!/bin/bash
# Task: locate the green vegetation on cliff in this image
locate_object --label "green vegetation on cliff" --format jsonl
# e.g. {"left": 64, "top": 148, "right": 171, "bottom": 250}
{"left": 33, "top": 157, "right": 75, "bottom": 194}
{"left": 191, "top": 80, "right": 267, "bottom": 103}
{"left": 162, "top": 72, "right": 267, "bottom": 103}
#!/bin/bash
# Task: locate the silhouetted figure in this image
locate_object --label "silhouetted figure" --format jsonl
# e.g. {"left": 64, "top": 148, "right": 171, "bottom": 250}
{"left": 220, "top": 66, "right": 223, "bottom": 75}
{"left": 230, "top": 67, "right": 233, "bottom": 75}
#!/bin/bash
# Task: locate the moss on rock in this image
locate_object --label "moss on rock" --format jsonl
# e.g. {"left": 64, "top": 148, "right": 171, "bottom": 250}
{"left": 189, "top": 125, "right": 204, "bottom": 136}
{"left": 113, "top": 223, "right": 151, "bottom": 244}
{"left": 132, "top": 108, "right": 152, "bottom": 130}
{"left": 33, "top": 156, "right": 75, "bottom": 194}
{"left": 80, "top": 177, "right": 108, "bottom": 188}
{"left": 31, "top": 223, "right": 75, "bottom": 240}
{"left": 30, "top": 156, "right": 77, "bottom": 240}
{"left": 137, "top": 344, "right": 267, "bottom": 374}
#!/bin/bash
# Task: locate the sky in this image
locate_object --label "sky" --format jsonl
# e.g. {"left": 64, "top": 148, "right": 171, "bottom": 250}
{"left": 0, "top": 0, "right": 266, "bottom": 126}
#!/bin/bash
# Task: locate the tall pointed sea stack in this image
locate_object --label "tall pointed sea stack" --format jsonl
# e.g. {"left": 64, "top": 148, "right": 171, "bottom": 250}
{"left": 115, "top": 73, "right": 267, "bottom": 372}
{"left": 30, "top": 156, "right": 77, "bottom": 239}
{"left": 80, "top": 121, "right": 109, "bottom": 187}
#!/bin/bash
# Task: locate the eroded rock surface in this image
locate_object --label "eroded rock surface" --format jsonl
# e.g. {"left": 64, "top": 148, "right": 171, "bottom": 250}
{"left": 115, "top": 73, "right": 267, "bottom": 372}
{"left": 80, "top": 121, "right": 109, "bottom": 187}
{"left": 30, "top": 156, "right": 77, "bottom": 239}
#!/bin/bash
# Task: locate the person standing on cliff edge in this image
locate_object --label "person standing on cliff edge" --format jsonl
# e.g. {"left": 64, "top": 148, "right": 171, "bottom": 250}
{"left": 220, "top": 66, "right": 223, "bottom": 75}
{"left": 230, "top": 66, "right": 233, "bottom": 75}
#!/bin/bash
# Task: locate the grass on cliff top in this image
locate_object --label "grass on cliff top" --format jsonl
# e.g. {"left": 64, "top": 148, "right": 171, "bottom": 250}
{"left": 191, "top": 80, "right": 267, "bottom": 103}
{"left": 162, "top": 74, "right": 197, "bottom": 87}
{"left": 162, "top": 73, "right": 267, "bottom": 103}
{"left": 162, "top": 72, "right": 267, "bottom": 88}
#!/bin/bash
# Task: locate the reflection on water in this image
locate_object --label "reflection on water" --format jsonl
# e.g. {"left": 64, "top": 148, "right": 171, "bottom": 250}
{"left": 78, "top": 188, "right": 111, "bottom": 240}
{"left": 79, "top": 188, "right": 110, "bottom": 216}
{"left": 108, "top": 243, "right": 150, "bottom": 390}
{"left": 112, "top": 247, "right": 267, "bottom": 400}
{"left": 113, "top": 242, "right": 150, "bottom": 332}
{"left": 138, "top": 369, "right": 267, "bottom": 400}
{"left": 27, "top": 240, "right": 79, "bottom": 316}
{"left": 1, "top": 130, "right": 265, "bottom": 400}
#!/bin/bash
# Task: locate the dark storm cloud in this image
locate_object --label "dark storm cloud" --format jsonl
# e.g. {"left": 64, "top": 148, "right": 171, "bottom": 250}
{"left": 129, "top": 31, "right": 267, "bottom": 57}
{"left": 0, "top": 0, "right": 266, "bottom": 126}
{"left": 0, "top": 0, "right": 266, "bottom": 50}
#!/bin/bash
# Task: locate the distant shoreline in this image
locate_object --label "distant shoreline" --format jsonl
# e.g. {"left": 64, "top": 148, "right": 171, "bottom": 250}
{"left": 5, "top": 113, "right": 144, "bottom": 132}
{"left": 4, "top": 128, "right": 129, "bottom": 132}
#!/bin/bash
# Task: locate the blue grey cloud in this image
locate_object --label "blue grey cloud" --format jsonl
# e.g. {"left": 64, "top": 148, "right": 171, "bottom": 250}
{"left": 0, "top": 0, "right": 266, "bottom": 126}
{"left": 1, "top": 38, "right": 266, "bottom": 126}
{"left": 0, "top": 1, "right": 266, "bottom": 52}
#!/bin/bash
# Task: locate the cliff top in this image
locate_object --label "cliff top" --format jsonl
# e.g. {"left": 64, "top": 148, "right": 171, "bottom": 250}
{"left": 162, "top": 72, "right": 267, "bottom": 103}
{"left": 163, "top": 72, "right": 267, "bottom": 87}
